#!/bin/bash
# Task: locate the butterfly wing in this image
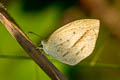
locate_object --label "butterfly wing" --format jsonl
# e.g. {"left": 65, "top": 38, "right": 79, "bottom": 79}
{"left": 42, "top": 19, "right": 100, "bottom": 65}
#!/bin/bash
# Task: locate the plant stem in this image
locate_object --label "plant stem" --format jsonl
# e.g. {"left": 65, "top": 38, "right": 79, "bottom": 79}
{"left": 0, "top": 3, "right": 67, "bottom": 80}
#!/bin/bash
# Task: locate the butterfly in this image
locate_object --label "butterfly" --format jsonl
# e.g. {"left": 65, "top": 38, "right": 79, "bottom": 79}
{"left": 41, "top": 19, "right": 100, "bottom": 65}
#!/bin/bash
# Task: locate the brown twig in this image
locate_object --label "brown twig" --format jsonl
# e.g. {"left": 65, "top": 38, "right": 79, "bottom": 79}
{"left": 0, "top": 3, "right": 67, "bottom": 80}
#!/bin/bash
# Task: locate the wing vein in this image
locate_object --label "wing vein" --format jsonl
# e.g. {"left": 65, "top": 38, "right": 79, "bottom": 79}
{"left": 71, "top": 30, "right": 90, "bottom": 48}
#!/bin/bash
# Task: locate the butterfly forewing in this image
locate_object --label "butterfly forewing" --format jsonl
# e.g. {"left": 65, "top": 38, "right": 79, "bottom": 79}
{"left": 42, "top": 19, "right": 100, "bottom": 65}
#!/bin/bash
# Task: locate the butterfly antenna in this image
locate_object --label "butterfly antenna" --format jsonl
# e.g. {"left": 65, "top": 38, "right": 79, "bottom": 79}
{"left": 28, "top": 31, "right": 43, "bottom": 39}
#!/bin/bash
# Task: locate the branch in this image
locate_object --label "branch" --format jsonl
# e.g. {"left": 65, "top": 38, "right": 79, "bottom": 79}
{"left": 0, "top": 3, "right": 67, "bottom": 80}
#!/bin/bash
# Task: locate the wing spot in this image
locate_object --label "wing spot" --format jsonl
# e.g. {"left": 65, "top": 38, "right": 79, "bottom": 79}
{"left": 60, "top": 38, "right": 62, "bottom": 41}
{"left": 73, "top": 31, "right": 76, "bottom": 34}
{"left": 76, "top": 46, "right": 86, "bottom": 56}
{"left": 76, "top": 51, "right": 80, "bottom": 56}
{"left": 57, "top": 49, "right": 60, "bottom": 52}
{"left": 63, "top": 51, "right": 69, "bottom": 57}
{"left": 67, "top": 40, "right": 69, "bottom": 42}
{"left": 81, "top": 46, "right": 86, "bottom": 52}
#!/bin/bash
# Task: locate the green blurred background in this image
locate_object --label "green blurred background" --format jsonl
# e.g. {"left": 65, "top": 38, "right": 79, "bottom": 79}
{"left": 0, "top": 0, "right": 120, "bottom": 80}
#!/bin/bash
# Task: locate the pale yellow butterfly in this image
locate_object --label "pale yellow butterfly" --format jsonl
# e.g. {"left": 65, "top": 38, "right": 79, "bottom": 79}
{"left": 41, "top": 19, "right": 100, "bottom": 65}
